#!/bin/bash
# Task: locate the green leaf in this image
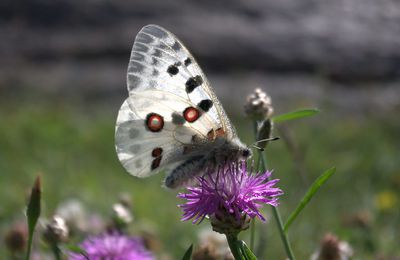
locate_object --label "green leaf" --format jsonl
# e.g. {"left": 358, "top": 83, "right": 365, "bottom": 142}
{"left": 284, "top": 167, "right": 336, "bottom": 233}
{"left": 64, "top": 245, "right": 89, "bottom": 260}
{"left": 25, "top": 176, "right": 42, "bottom": 260}
{"left": 272, "top": 108, "right": 319, "bottom": 123}
{"left": 181, "top": 244, "right": 193, "bottom": 260}
{"left": 27, "top": 176, "right": 41, "bottom": 233}
{"left": 237, "top": 240, "right": 257, "bottom": 260}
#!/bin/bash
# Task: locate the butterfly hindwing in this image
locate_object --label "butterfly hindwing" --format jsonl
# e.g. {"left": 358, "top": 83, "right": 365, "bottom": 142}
{"left": 116, "top": 98, "right": 183, "bottom": 177}
{"left": 115, "top": 89, "right": 221, "bottom": 178}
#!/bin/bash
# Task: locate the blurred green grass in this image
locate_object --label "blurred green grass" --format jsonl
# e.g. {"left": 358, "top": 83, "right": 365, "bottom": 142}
{"left": 0, "top": 98, "right": 399, "bottom": 259}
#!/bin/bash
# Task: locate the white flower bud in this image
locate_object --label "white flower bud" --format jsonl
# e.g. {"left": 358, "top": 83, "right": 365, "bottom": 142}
{"left": 112, "top": 203, "right": 133, "bottom": 225}
{"left": 244, "top": 88, "right": 273, "bottom": 120}
{"left": 43, "top": 215, "right": 69, "bottom": 243}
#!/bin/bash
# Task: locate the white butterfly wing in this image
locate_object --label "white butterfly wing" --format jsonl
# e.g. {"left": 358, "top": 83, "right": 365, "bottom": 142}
{"left": 127, "top": 24, "right": 237, "bottom": 139}
{"left": 115, "top": 99, "right": 181, "bottom": 178}
{"left": 116, "top": 24, "right": 239, "bottom": 179}
{"left": 116, "top": 90, "right": 220, "bottom": 178}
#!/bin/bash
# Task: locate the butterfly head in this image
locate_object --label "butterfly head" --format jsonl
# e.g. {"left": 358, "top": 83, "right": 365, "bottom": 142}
{"left": 229, "top": 138, "right": 252, "bottom": 161}
{"left": 241, "top": 148, "right": 251, "bottom": 158}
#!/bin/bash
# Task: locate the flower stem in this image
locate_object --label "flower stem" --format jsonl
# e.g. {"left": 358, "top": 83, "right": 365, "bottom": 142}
{"left": 271, "top": 205, "right": 295, "bottom": 260}
{"left": 25, "top": 235, "right": 33, "bottom": 260}
{"left": 226, "top": 234, "right": 243, "bottom": 260}
{"left": 253, "top": 121, "right": 296, "bottom": 260}
{"left": 250, "top": 218, "right": 255, "bottom": 251}
{"left": 248, "top": 122, "right": 259, "bottom": 254}
{"left": 51, "top": 243, "right": 62, "bottom": 260}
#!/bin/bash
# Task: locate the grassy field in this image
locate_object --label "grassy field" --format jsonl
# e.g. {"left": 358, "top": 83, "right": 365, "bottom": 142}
{"left": 1, "top": 96, "right": 399, "bottom": 259}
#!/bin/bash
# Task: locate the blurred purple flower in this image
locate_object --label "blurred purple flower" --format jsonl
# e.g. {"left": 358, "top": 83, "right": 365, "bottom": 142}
{"left": 68, "top": 232, "right": 154, "bottom": 260}
{"left": 178, "top": 162, "right": 283, "bottom": 224}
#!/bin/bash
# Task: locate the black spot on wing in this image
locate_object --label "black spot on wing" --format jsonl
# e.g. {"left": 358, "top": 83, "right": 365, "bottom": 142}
{"left": 167, "top": 65, "right": 179, "bottom": 75}
{"left": 184, "top": 58, "right": 192, "bottom": 66}
{"left": 185, "top": 75, "right": 203, "bottom": 93}
{"left": 198, "top": 99, "right": 213, "bottom": 112}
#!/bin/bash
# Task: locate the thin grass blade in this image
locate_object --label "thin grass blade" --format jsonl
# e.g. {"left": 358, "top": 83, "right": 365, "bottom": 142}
{"left": 272, "top": 108, "right": 319, "bottom": 123}
{"left": 284, "top": 167, "right": 336, "bottom": 233}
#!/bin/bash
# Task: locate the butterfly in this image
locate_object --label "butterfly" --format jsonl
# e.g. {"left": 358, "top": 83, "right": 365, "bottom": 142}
{"left": 115, "top": 24, "right": 251, "bottom": 188}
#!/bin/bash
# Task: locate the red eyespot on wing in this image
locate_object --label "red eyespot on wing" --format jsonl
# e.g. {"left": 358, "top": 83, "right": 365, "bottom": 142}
{"left": 152, "top": 147, "right": 163, "bottom": 157}
{"left": 183, "top": 107, "right": 200, "bottom": 123}
{"left": 146, "top": 113, "right": 164, "bottom": 132}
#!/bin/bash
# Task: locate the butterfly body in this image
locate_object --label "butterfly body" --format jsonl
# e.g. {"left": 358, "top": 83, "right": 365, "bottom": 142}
{"left": 115, "top": 24, "right": 250, "bottom": 188}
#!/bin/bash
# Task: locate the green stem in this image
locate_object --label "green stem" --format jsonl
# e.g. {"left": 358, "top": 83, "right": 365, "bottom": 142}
{"left": 248, "top": 122, "right": 259, "bottom": 253}
{"left": 253, "top": 121, "right": 296, "bottom": 260}
{"left": 51, "top": 243, "right": 62, "bottom": 260}
{"left": 250, "top": 218, "right": 255, "bottom": 251}
{"left": 226, "top": 234, "right": 243, "bottom": 260}
{"left": 25, "top": 234, "right": 33, "bottom": 260}
{"left": 251, "top": 121, "right": 262, "bottom": 257}
{"left": 271, "top": 206, "right": 295, "bottom": 260}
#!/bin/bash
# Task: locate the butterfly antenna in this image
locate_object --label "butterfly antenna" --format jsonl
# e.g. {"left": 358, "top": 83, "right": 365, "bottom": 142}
{"left": 249, "top": 137, "right": 280, "bottom": 151}
{"left": 251, "top": 144, "right": 265, "bottom": 151}
{"left": 252, "top": 137, "right": 280, "bottom": 145}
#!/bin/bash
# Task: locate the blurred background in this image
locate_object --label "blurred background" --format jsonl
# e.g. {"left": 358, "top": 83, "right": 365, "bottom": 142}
{"left": 1, "top": 0, "right": 399, "bottom": 259}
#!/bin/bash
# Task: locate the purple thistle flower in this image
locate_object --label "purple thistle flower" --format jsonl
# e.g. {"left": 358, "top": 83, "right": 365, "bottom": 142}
{"left": 68, "top": 232, "right": 154, "bottom": 260}
{"left": 178, "top": 162, "right": 283, "bottom": 227}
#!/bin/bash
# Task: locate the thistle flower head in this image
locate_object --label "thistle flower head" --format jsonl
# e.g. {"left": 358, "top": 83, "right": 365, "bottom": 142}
{"left": 178, "top": 162, "right": 283, "bottom": 234}
{"left": 55, "top": 199, "right": 88, "bottom": 233}
{"left": 311, "top": 233, "right": 353, "bottom": 260}
{"left": 4, "top": 221, "right": 28, "bottom": 254}
{"left": 68, "top": 232, "right": 154, "bottom": 260}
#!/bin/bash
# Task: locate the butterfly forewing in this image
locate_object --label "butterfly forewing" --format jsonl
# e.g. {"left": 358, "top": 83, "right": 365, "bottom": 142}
{"left": 127, "top": 24, "right": 236, "bottom": 138}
